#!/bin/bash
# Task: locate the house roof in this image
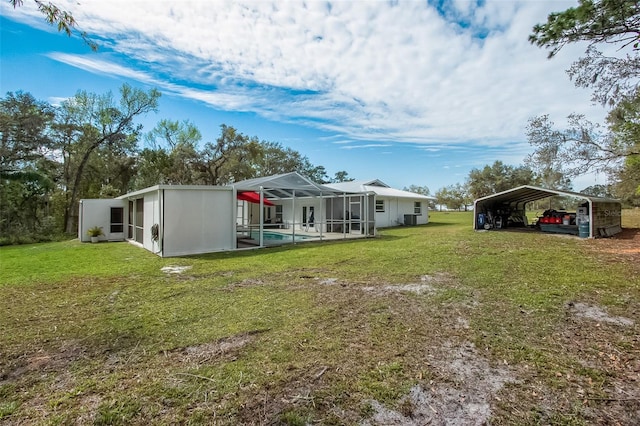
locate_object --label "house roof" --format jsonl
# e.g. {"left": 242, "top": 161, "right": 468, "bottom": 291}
{"left": 232, "top": 172, "right": 347, "bottom": 198}
{"left": 326, "top": 180, "right": 436, "bottom": 200}
{"left": 117, "top": 184, "right": 231, "bottom": 200}
{"left": 473, "top": 185, "right": 620, "bottom": 210}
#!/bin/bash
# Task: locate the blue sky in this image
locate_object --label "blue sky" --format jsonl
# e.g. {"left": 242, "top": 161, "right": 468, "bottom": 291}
{"left": 1, "top": 1, "right": 610, "bottom": 191}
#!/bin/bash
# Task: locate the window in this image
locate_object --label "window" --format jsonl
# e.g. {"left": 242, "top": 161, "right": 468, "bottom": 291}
{"left": 110, "top": 207, "right": 124, "bottom": 233}
{"left": 275, "top": 205, "right": 283, "bottom": 223}
{"left": 375, "top": 200, "right": 385, "bottom": 212}
{"left": 414, "top": 202, "right": 422, "bottom": 215}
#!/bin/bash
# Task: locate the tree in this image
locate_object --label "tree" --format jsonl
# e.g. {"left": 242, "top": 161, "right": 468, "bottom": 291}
{"left": 0, "top": 92, "right": 56, "bottom": 240}
{"left": 0, "top": 91, "right": 55, "bottom": 179}
{"left": 530, "top": 0, "right": 640, "bottom": 57}
{"left": 526, "top": 113, "right": 639, "bottom": 178}
{"left": 403, "top": 185, "right": 430, "bottom": 196}
{"left": 197, "top": 124, "right": 258, "bottom": 185}
{"left": 253, "top": 140, "right": 314, "bottom": 179}
{"left": 607, "top": 92, "right": 640, "bottom": 203}
{"left": 434, "top": 184, "right": 469, "bottom": 211}
{"left": 10, "top": 0, "right": 98, "bottom": 50}
{"left": 467, "top": 161, "right": 536, "bottom": 199}
{"left": 580, "top": 184, "right": 615, "bottom": 197}
{"left": 530, "top": 1, "right": 640, "bottom": 201}
{"left": 135, "top": 119, "right": 201, "bottom": 186}
{"left": 331, "top": 171, "right": 353, "bottom": 183}
{"left": 304, "top": 165, "right": 329, "bottom": 184}
{"left": 531, "top": 0, "right": 639, "bottom": 107}
{"left": 525, "top": 115, "right": 573, "bottom": 190}
{"left": 56, "top": 84, "right": 160, "bottom": 233}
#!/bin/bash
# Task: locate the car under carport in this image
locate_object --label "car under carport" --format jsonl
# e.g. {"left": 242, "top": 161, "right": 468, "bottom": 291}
{"left": 473, "top": 185, "right": 622, "bottom": 238}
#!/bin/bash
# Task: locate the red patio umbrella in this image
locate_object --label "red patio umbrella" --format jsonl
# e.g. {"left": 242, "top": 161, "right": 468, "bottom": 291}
{"left": 237, "top": 191, "right": 275, "bottom": 206}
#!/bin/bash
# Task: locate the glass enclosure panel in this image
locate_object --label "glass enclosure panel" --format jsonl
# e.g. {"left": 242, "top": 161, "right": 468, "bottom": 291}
{"left": 128, "top": 201, "right": 134, "bottom": 239}
{"left": 135, "top": 198, "right": 144, "bottom": 243}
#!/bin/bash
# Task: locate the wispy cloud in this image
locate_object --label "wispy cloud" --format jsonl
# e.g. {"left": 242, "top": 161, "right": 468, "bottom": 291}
{"left": 339, "top": 143, "right": 393, "bottom": 150}
{"left": 12, "top": 1, "right": 606, "bottom": 149}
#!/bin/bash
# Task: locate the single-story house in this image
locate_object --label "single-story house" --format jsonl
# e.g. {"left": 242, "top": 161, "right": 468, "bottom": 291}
{"left": 79, "top": 172, "right": 434, "bottom": 257}
{"left": 325, "top": 180, "right": 435, "bottom": 227}
{"left": 473, "top": 185, "right": 622, "bottom": 238}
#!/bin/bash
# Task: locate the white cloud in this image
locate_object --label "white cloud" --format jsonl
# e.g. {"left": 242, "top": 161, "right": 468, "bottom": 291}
{"left": 14, "top": 1, "right": 610, "bottom": 148}
{"left": 339, "top": 143, "right": 393, "bottom": 150}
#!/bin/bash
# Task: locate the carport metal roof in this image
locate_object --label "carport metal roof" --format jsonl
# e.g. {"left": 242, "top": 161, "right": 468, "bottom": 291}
{"left": 474, "top": 185, "right": 619, "bottom": 210}
{"left": 232, "top": 172, "right": 349, "bottom": 199}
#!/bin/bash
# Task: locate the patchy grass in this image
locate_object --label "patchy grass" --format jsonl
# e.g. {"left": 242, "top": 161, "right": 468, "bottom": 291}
{"left": 623, "top": 208, "right": 640, "bottom": 228}
{"left": 1, "top": 212, "right": 638, "bottom": 424}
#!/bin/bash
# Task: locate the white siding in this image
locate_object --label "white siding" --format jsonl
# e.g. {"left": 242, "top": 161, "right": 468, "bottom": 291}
{"left": 78, "top": 199, "right": 126, "bottom": 242}
{"left": 374, "top": 198, "right": 429, "bottom": 228}
{"left": 142, "top": 191, "right": 160, "bottom": 253}
{"left": 163, "top": 188, "right": 234, "bottom": 257}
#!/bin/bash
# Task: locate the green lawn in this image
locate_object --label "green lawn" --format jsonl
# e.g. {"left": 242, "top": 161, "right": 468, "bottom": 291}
{"left": 1, "top": 212, "right": 638, "bottom": 425}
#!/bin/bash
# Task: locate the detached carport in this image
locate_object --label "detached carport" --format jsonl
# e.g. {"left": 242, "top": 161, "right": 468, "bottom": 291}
{"left": 473, "top": 185, "right": 622, "bottom": 238}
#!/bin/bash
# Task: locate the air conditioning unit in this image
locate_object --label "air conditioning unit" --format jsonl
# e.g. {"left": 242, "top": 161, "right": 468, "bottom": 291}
{"left": 404, "top": 214, "right": 417, "bottom": 226}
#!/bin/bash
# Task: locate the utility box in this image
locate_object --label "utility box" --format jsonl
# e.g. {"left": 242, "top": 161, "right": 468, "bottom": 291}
{"left": 404, "top": 214, "right": 417, "bottom": 226}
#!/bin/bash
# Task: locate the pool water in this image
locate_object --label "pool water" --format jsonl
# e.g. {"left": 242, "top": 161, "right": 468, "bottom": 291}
{"left": 249, "top": 231, "right": 313, "bottom": 241}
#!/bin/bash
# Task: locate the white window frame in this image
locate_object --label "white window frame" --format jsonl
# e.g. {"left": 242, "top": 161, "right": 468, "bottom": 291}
{"left": 375, "top": 199, "right": 385, "bottom": 212}
{"left": 414, "top": 201, "right": 422, "bottom": 215}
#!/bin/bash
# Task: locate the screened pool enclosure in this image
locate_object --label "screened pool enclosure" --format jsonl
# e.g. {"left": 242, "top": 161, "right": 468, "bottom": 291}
{"left": 233, "top": 173, "right": 376, "bottom": 247}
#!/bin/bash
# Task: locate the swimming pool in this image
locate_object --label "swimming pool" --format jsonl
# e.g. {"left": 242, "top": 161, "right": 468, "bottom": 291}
{"left": 249, "top": 231, "right": 314, "bottom": 241}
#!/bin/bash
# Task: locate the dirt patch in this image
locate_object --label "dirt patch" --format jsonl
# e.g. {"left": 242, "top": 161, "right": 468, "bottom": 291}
{"left": 165, "top": 330, "right": 265, "bottom": 364}
{"left": 363, "top": 341, "right": 515, "bottom": 426}
{"left": 362, "top": 273, "right": 457, "bottom": 296}
{"left": 161, "top": 265, "right": 193, "bottom": 274}
{"left": 586, "top": 228, "right": 640, "bottom": 270}
{"left": 225, "top": 278, "right": 265, "bottom": 291}
{"left": 316, "top": 277, "right": 339, "bottom": 285}
{"left": 419, "top": 272, "right": 457, "bottom": 284}
{"left": 568, "top": 302, "right": 635, "bottom": 327}
{"left": 533, "top": 299, "right": 640, "bottom": 423}
{"left": 1, "top": 340, "right": 89, "bottom": 384}
{"left": 362, "top": 283, "right": 436, "bottom": 295}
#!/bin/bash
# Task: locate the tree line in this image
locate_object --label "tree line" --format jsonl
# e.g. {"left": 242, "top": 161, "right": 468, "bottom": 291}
{"left": 3, "top": 0, "right": 639, "bottom": 240}
{"left": 0, "top": 86, "right": 351, "bottom": 243}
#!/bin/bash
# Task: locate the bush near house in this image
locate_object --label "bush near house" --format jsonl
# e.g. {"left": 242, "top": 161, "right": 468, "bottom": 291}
{"left": 1, "top": 212, "right": 638, "bottom": 424}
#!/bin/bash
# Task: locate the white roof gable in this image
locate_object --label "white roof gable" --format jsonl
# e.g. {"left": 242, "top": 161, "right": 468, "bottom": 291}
{"left": 326, "top": 180, "right": 435, "bottom": 200}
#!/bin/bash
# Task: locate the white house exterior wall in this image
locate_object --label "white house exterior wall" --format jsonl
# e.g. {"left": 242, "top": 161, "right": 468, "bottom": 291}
{"left": 375, "top": 197, "right": 428, "bottom": 228}
{"left": 78, "top": 199, "right": 126, "bottom": 242}
{"left": 162, "top": 188, "right": 234, "bottom": 257}
{"left": 142, "top": 191, "right": 161, "bottom": 254}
